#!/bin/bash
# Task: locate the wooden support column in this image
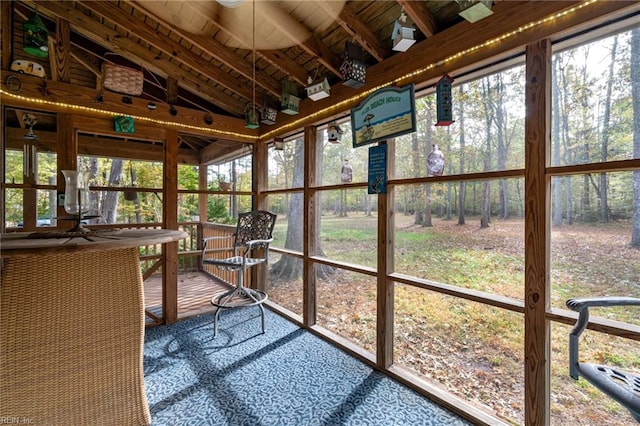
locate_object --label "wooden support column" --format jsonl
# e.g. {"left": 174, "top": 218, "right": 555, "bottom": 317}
{"left": 304, "top": 126, "right": 318, "bottom": 326}
{"left": 1, "top": 0, "right": 12, "bottom": 70}
{"left": 377, "top": 140, "right": 394, "bottom": 369}
{"left": 56, "top": 113, "right": 76, "bottom": 230}
{"left": 524, "top": 39, "right": 551, "bottom": 426}
{"left": 163, "top": 129, "right": 179, "bottom": 324}
{"left": 198, "top": 164, "right": 208, "bottom": 222}
{"left": 252, "top": 140, "right": 269, "bottom": 292}
{"left": 50, "top": 18, "right": 71, "bottom": 83}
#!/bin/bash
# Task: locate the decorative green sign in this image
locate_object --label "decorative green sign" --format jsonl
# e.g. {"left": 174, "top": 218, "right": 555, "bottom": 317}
{"left": 350, "top": 85, "right": 416, "bottom": 147}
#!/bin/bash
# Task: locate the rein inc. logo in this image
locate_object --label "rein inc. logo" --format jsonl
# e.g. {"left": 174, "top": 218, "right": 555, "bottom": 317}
{"left": 0, "top": 418, "right": 34, "bottom": 425}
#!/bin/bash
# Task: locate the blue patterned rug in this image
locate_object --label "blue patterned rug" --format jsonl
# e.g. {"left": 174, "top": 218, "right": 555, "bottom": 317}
{"left": 144, "top": 307, "right": 471, "bottom": 426}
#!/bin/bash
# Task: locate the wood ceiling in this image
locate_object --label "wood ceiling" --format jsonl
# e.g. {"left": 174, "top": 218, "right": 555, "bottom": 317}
{"left": 14, "top": 0, "right": 465, "bottom": 118}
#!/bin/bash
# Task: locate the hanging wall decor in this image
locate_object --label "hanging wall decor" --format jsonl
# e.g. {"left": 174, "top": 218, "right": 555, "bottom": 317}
{"left": 435, "top": 74, "right": 455, "bottom": 126}
{"left": 327, "top": 121, "right": 344, "bottom": 143}
{"left": 23, "top": 12, "right": 49, "bottom": 58}
{"left": 340, "top": 42, "right": 367, "bottom": 88}
{"left": 306, "top": 76, "right": 331, "bottom": 101}
{"left": 427, "top": 144, "right": 445, "bottom": 176}
{"left": 281, "top": 79, "right": 300, "bottom": 115}
{"left": 114, "top": 116, "right": 135, "bottom": 133}
{"left": 391, "top": 11, "right": 417, "bottom": 52}
{"left": 245, "top": 105, "right": 259, "bottom": 129}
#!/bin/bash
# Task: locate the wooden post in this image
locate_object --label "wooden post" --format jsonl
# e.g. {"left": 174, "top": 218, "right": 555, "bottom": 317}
{"left": 163, "top": 129, "right": 179, "bottom": 324}
{"left": 56, "top": 113, "right": 76, "bottom": 230}
{"left": 252, "top": 140, "right": 269, "bottom": 292}
{"left": 1, "top": 1, "right": 12, "bottom": 71}
{"left": 304, "top": 126, "right": 318, "bottom": 326}
{"left": 377, "top": 139, "right": 394, "bottom": 369}
{"left": 50, "top": 18, "right": 71, "bottom": 83}
{"left": 524, "top": 39, "right": 551, "bottom": 426}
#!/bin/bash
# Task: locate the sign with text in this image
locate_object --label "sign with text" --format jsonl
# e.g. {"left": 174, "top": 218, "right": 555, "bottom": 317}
{"left": 351, "top": 85, "right": 416, "bottom": 147}
{"left": 368, "top": 144, "right": 387, "bottom": 194}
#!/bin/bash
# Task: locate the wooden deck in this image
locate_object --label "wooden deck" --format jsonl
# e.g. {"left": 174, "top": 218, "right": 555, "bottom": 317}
{"left": 144, "top": 271, "right": 231, "bottom": 324}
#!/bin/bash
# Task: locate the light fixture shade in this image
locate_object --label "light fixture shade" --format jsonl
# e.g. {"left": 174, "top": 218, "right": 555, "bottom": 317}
{"left": 216, "top": 0, "right": 245, "bottom": 8}
{"left": 457, "top": 0, "right": 494, "bottom": 23}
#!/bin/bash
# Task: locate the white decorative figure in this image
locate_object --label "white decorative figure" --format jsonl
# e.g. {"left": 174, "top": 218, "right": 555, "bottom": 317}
{"left": 427, "top": 144, "right": 445, "bottom": 176}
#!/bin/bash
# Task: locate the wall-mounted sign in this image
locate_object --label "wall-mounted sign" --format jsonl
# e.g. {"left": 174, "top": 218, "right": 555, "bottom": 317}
{"left": 351, "top": 85, "right": 415, "bottom": 148}
{"left": 368, "top": 144, "right": 387, "bottom": 194}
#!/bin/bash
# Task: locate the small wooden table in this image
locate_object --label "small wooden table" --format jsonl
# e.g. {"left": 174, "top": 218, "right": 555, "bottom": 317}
{"left": 1, "top": 228, "right": 186, "bottom": 426}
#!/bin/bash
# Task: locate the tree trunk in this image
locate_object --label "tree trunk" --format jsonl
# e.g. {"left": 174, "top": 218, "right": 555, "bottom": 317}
{"left": 552, "top": 60, "right": 564, "bottom": 226}
{"left": 631, "top": 29, "right": 640, "bottom": 247}
{"left": 480, "top": 78, "right": 492, "bottom": 228}
{"left": 271, "top": 138, "right": 334, "bottom": 280}
{"left": 457, "top": 86, "right": 466, "bottom": 226}
{"left": 599, "top": 36, "right": 618, "bottom": 223}
{"left": 101, "top": 159, "right": 123, "bottom": 224}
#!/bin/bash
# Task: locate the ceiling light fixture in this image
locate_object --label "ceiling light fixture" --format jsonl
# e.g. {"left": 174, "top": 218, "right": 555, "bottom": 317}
{"left": 216, "top": 0, "right": 245, "bottom": 8}
{"left": 457, "top": 1, "right": 494, "bottom": 24}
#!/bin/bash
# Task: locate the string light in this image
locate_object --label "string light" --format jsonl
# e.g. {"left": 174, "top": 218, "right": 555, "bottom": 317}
{"left": 0, "top": 89, "right": 259, "bottom": 141}
{"left": 0, "top": 0, "right": 598, "bottom": 143}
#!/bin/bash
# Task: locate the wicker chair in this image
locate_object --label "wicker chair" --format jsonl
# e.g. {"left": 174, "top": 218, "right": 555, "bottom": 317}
{"left": 1, "top": 247, "right": 151, "bottom": 425}
{"left": 201, "top": 211, "right": 277, "bottom": 337}
{"left": 567, "top": 297, "right": 640, "bottom": 422}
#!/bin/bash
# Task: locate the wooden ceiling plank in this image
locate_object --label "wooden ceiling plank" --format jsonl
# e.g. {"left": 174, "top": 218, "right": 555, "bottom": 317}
{"left": 317, "top": 2, "right": 389, "bottom": 62}
{"left": 76, "top": 1, "right": 256, "bottom": 102}
{"left": 397, "top": 0, "right": 438, "bottom": 38}
{"left": 49, "top": 18, "right": 71, "bottom": 83}
{"left": 126, "top": 0, "right": 281, "bottom": 99}
{"left": 188, "top": 1, "right": 307, "bottom": 87}
{"left": 32, "top": 0, "right": 246, "bottom": 116}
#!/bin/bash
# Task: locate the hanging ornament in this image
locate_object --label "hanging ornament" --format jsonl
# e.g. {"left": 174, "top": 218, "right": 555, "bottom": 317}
{"left": 23, "top": 12, "right": 49, "bottom": 58}
{"left": 427, "top": 144, "right": 445, "bottom": 176}
{"left": 435, "top": 74, "right": 455, "bottom": 126}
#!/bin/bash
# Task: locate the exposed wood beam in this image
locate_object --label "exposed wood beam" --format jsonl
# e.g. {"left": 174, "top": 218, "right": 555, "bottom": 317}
{"left": 317, "top": 2, "right": 388, "bottom": 62}
{"left": 189, "top": 0, "right": 343, "bottom": 79}
{"left": 1, "top": 72, "right": 257, "bottom": 143}
{"left": 1, "top": 1, "right": 13, "bottom": 70}
{"left": 49, "top": 17, "right": 71, "bottom": 82}
{"left": 32, "top": 0, "right": 246, "bottom": 116}
{"left": 126, "top": 0, "right": 281, "bottom": 99}
{"left": 396, "top": 0, "right": 438, "bottom": 38}
{"left": 187, "top": 1, "right": 309, "bottom": 87}
{"left": 76, "top": 1, "right": 255, "bottom": 101}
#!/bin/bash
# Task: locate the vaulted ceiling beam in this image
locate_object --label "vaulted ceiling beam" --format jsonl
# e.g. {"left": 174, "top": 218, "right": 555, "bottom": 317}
{"left": 316, "top": 2, "right": 388, "bottom": 62}
{"left": 190, "top": 1, "right": 343, "bottom": 79}
{"left": 396, "top": 0, "right": 438, "bottom": 38}
{"left": 76, "top": 1, "right": 255, "bottom": 101}
{"left": 125, "top": 0, "right": 281, "bottom": 99}
{"left": 31, "top": 0, "right": 246, "bottom": 116}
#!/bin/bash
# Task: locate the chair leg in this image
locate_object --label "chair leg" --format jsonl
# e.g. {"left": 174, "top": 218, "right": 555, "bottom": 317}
{"left": 258, "top": 303, "right": 265, "bottom": 334}
{"left": 213, "top": 307, "right": 222, "bottom": 338}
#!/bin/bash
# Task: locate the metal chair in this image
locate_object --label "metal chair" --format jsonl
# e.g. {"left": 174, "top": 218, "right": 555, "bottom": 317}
{"left": 567, "top": 297, "right": 640, "bottom": 422}
{"left": 201, "top": 210, "right": 276, "bottom": 337}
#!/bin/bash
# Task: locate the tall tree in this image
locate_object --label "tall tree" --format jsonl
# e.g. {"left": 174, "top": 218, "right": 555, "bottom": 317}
{"left": 423, "top": 97, "right": 434, "bottom": 227}
{"left": 480, "top": 78, "right": 493, "bottom": 228}
{"left": 631, "top": 29, "right": 640, "bottom": 247}
{"left": 271, "top": 138, "right": 334, "bottom": 280}
{"left": 552, "top": 58, "right": 564, "bottom": 227}
{"left": 598, "top": 36, "right": 618, "bottom": 223}
{"left": 101, "top": 159, "right": 123, "bottom": 223}
{"left": 457, "top": 86, "right": 466, "bottom": 226}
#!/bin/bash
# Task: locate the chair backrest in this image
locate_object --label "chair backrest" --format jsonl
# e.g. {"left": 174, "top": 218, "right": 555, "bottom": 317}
{"left": 234, "top": 210, "right": 277, "bottom": 248}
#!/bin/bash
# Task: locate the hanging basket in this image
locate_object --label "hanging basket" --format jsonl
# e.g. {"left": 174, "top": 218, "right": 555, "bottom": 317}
{"left": 103, "top": 63, "right": 144, "bottom": 96}
{"left": 124, "top": 190, "right": 138, "bottom": 201}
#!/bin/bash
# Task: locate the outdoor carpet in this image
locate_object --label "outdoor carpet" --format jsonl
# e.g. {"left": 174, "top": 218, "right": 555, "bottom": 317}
{"left": 144, "top": 307, "right": 472, "bottom": 425}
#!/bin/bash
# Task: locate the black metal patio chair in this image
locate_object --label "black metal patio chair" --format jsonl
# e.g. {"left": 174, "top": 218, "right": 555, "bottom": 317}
{"left": 201, "top": 210, "right": 276, "bottom": 337}
{"left": 567, "top": 296, "right": 640, "bottom": 422}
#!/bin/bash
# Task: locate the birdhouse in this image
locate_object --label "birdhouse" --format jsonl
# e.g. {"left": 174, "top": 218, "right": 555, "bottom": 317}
{"left": 457, "top": 0, "right": 494, "bottom": 23}
{"left": 327, "top": 121, "right": 343, "bottom": 144}
{"left": 340, "top": 42, "right": 367, "bottom": 89}
{"left": 245, "top": 105, "right": 259, "bottom": 129}
{"left": 260, "top": 105, "right": 277, "bottom": 125}
{"left": 281, "top": 79, "right": 300, "bottom": 115}
{"left": 392, "top": 12, "right": 416, "bottom": 52}
{"left": 23, "top": 12, "right": 49, "bottom": 58}
{"left": 435, "top": 74, "right": 455, "bottom": 126}
{"left": 306, "top": 76, "right": 331, "bottom": 101}
{"left": 273, "top": 137, "right": 285, "bottom": 151}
